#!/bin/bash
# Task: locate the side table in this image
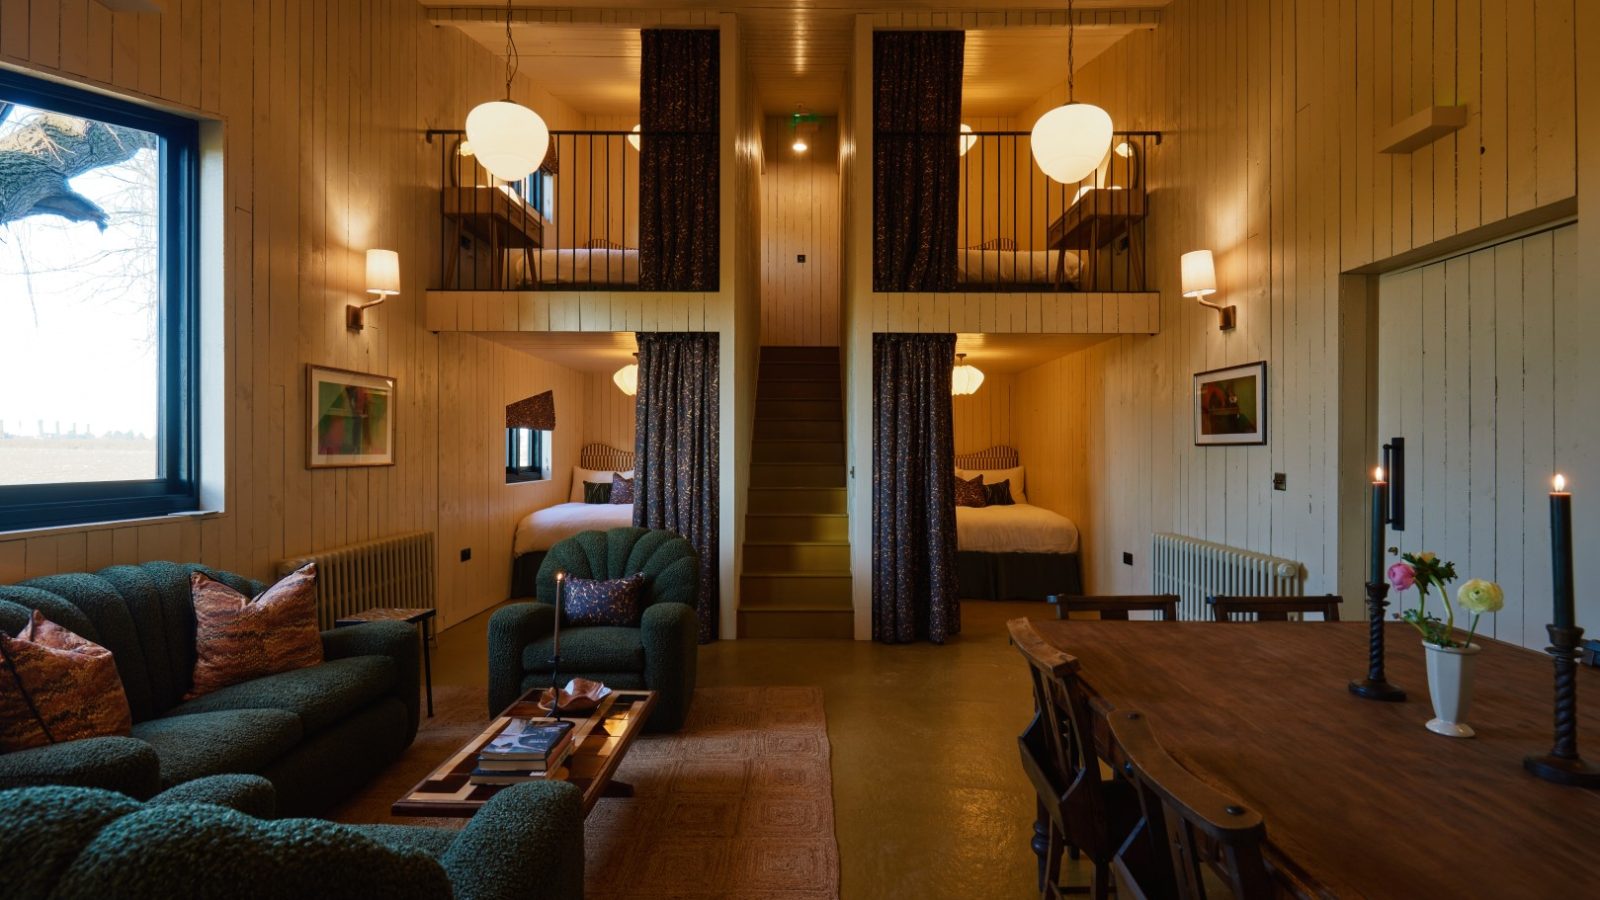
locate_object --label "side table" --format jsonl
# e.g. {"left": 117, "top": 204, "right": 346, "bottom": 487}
{"left": 335, "top": 607, "right": 437, "bottom": 717}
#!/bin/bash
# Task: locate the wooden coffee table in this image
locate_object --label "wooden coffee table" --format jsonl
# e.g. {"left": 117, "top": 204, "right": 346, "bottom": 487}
{"left": 391, "top": 688, "right": 657, "bottom": 818}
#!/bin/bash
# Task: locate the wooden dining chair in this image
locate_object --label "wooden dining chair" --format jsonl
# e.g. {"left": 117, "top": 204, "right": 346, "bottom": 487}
{"left": 1009, "top": 618, "right": 1142, "bottom": 900}
{"left": 1048, "top": 594, "right": 1181, "bottom": 622}
{"left": 1207, "top": 594, "right": 1343, "bottom": 622}
{"left": 1106, "top": 709, "right": 1274, "bottom": 900}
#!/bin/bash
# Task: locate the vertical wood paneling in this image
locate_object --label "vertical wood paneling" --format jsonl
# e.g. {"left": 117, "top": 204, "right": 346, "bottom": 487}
{"left": 760, "top": 115, "right": 841, "bottom": 346}
{"left": 951, "top": 372, "right": 1014, "bottom": 455}
{"left": 581, "top": 370, "right": 638, "bottom": 453}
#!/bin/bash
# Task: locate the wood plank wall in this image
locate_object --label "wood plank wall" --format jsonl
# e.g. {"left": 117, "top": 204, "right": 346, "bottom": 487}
{"left": 1376, "top": 224, "right": 1594, "bottom": 648}
{"left": 1004, "top": 0, "right": 1583, "bottom": 641}
{"left": 951, "top": 372, "right": 1014, "bottom": 455}
{"left": 0, "top": 0, "right": 597, "bottom": 629}
{"left": 581, "top": 370, "right": 637, "bottom": 453}
{"left": 760, "top": 115, "right": 840, "bottom": 347}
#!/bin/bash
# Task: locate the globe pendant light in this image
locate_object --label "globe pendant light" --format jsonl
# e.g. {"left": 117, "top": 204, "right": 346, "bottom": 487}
{"left": 951, "top": 354, "right": 985, "bottom": 396}
{"left": 465, "top": 0, "right": 550, "bottom": 183}
{"left": 1031, "top": 0, "right": 1114, "bottom": 185}
{"left": 613, "top": 354, "right": 639, "bottom": 396}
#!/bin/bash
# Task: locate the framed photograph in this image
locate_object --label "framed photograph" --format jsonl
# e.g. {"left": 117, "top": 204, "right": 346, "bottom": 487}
{"left": 307, "top": 365, "right": 396, "bottom": 468}
{"left": 1194, "top": 361, "right": 1266, "bottom": 446}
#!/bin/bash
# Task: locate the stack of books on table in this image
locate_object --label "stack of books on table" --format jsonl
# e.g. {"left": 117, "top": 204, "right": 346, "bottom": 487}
{"left": 470, "top": 718, "right": 576, "bottom": 785}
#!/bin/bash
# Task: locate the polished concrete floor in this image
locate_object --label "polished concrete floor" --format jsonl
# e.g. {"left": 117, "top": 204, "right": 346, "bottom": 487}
{"left": 430, "top": 600, "right": 1047, "bottom": 899}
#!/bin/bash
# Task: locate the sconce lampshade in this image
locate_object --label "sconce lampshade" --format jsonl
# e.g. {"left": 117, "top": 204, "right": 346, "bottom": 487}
{"left": 1180, "top": 250, "right": 1217, "bottom": 298}
{"left": 613, "top": 363, "right": 639, "bottom": 396}
{"left": 951, "top": 355, "right": 985, "bottom": 396}
{"left": 366, "top": 249, "right": 401, "bottom": 297}
{"left": 959, "top": 123, "right": 976, "bottom": 157}
{"left": 1030, "top": 102, "right": 1114, "bottom": 184}
{"left": 464, "top": 100, "right": 550, "bottom": 182}
{"left": 628, "top": 124, "right": 641, "bottom": 151}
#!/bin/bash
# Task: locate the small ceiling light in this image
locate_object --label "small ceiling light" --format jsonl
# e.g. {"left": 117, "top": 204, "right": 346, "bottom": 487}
{"left": 952, "top": 354, "right": 986, "bottom": 396}
{"left": 1031, "top": 0, "right": 1114, "bottom": 184}
{"left": 613, "top": 353, "right": 639, "bottom": 396}
{"left": 464, "top": 0, "right": 550, "bottom": 182}
{"left": 349, "top": 249, "right": 399, "bottom": 331}
{"left": 792, "top": 108, "right": 818, "bottom": 154}
{"left": 793, "top": 137, "right": 809, "bottom": 153}
{"left": 1181, "top": 250, "right": 1236, "bottom": 332}
{"left": 628, "top": 124, "right": 641, "bottom": 152}
{"left": 959, "top": 123, "right": 976, "bottom": 156}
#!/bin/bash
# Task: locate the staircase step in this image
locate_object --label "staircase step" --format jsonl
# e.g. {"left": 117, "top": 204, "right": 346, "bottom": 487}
{"left": 756, "top": 399, "right": 841, "bottom": 421}
{"left": 743, "top": 541, "right": 851, "bottom": 572}
{"left": 751, "top": 462, "right": 845, "bottom": 488}
{"left": 741, "top": 572, "right": 853, "bottom": 605}
{"left": 738, "top": 606, "right": 853, "bottom": 639}
{"left": 761, "top": 346, "right": 839, "bottom": 364}
{"left": 745, "top": 513, "right": 849, "bottom": 542}
{"left": 755, "top": 418, "right": 843, "bottom": 441}
{"left": 752, "top": 440, "right": 845, "bottom": 464}
{"left": 747, "top": 487, "right": 847, "bottom": 514}
{"left": 759, "top": 380, "right": 839, "bottom": 401}
{"left": 759, "top": 362, "right": 841, "bottom": 383}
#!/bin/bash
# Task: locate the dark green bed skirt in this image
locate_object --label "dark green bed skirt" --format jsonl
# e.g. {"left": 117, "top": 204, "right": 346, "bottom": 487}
{"left": 956, "top": 551, "right": 1082, "bottom": 601}
{"left": 512, "top": 552, "right": 547, "bottom": 599}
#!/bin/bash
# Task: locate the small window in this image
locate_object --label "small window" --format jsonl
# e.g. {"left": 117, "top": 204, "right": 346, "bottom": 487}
{"left": 524, "top": 171, "right": 555, "bottom": 221}
{"left": 506, "top": 428, "right": 551, "bottom": 484}
{"left": 0, "top": 70, "right": 201, "bottom": 530}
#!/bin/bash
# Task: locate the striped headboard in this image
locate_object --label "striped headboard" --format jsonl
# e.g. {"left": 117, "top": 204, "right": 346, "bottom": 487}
{"left": 954, "top": 445, "right": 1020, "bottom": 469}
{"left": 579, "top": 442, "right": 635, "bottom": 471}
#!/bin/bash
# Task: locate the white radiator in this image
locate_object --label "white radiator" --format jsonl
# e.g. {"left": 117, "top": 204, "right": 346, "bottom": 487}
{"left": 278, "top": 531, "right": 436, "bottom": 630}
{"left": 1151, "top": 533, "right": 1304, "bottom": 621}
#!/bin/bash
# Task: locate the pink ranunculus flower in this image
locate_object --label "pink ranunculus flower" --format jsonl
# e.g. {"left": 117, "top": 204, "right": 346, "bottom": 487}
{"left": 1387, "top": 561, "right": 1416, "bottom": 591}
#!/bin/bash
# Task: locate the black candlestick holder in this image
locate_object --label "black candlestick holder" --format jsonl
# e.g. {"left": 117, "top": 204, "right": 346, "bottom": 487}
{"left": 1525, "top": 624, "right": 1600, "bottom": 788}
{"left": 1349, "top": 579, "right": 1406, "bottom": 701}
{"left": 546, "top": 655, "right": 565, "bottom": 721}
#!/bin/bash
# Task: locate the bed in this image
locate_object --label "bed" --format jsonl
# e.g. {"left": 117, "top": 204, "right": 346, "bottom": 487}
{"left": 533, "top": 246, "right": 639, "bottom": 289}
{"left": 952, "top": 446, "right": 1084, "bottom": 601}
{"left": 955, "top": 247, "right": 1081, "bottom": 291}
{"left": 511, "top": 443, "right": 636, "bottom": 597}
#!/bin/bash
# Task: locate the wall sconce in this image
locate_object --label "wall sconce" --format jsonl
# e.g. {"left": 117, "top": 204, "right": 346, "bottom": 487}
{"left": 1180, "top": 249, "right": 1236, "bottom": 331}
{"left": 349, "top": 249, "right": 399, "bottom": 331}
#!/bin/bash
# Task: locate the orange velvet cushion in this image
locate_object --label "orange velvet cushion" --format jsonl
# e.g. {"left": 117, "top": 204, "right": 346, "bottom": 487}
{"left": 186, "top": 563, "right": 324, "bottom": 699}
{"left": 0, "top": 611, "right": 134, "bottom": 752}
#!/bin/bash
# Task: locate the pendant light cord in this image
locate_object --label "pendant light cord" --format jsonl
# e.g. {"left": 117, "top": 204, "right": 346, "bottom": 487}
{"left": 1066, "top": 0, "right": 1076, "bottom": 103}
{"left": 503, "top": 0, "right": 519, "bottom": 100}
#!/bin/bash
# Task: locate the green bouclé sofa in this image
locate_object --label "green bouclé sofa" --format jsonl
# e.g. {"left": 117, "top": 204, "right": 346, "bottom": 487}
{"left": 489, "top": 527, "right": 699, "bottom": 732}
{"left": 0, "top": 776, "right": 584, "bottom": 900}
{"left": 0, "top": 562, "right": 421, "bottom": 816}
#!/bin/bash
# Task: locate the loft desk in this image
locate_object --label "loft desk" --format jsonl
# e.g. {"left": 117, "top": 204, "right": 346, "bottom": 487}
{"left": 442, "top": 186, "right": 544, "bottom": 289}
{"left": 1045, "top": 187, "right": 1148, "bottom": 291}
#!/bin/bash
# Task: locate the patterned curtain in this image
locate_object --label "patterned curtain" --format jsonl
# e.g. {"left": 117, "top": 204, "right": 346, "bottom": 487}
{"left": 638, "top": 28, "right": 720, "bottom": 291}
{"left": 872, "top": 30, "right": 964, "bottom": 292}
{"left": 633, "top": 332, "right": 721, "bottom": 642}
{"left": 872, "top": 333, "right": 959, "bottom": 644}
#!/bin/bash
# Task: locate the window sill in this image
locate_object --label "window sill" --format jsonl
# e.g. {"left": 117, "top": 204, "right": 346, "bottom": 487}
{"left": 0, "top": 509, "right": 224, "bottom": 542}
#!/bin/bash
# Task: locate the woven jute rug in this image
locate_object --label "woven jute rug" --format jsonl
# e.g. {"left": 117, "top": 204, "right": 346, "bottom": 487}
{"left": 332, "top": 685, "right": 840, "bottom": 899}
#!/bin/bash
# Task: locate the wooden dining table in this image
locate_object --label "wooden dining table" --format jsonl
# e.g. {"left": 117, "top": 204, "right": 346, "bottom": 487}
{"left": 1011, "top": 618, "right": 1600, "bottom": 898}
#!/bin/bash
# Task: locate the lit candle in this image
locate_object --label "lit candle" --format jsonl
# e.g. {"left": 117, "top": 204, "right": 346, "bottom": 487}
{"left": 1552, "top": 475, "right": 1574, "bottom": 631}
{"left": 552, "top": 569, "right": 565, "bottom": 657}
{"left": 1371, "top": 466, "right": 1388, "bottom": 586}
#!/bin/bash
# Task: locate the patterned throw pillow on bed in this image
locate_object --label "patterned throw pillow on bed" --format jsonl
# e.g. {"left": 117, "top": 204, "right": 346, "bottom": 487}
{"left": 583, "top": 480, "right": 613, "bottom": 504}
{"left": 186, "top": 563, "right": 323, "bottom": 699}
{"left": 563, "top": 573, "right": 647, "bottom": 627}
{"left": 609, "top": 474, "right": 635, "bottom": 504}
{"left": 955, "top": 473, "right": 989, "bottom": 508}
{"left": 984, "top": 479, "right": 1016, "bottom": 506}
{"left": 0, "top": 610, "right": 133, "bottom": 752}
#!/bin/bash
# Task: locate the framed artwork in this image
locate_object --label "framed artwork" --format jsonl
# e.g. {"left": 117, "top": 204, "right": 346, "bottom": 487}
{"left": 307, "top": 365, "right": 396, "bottom": 468}
{"left": 1194, "top": 361, "right": 1266, "bottom": 446}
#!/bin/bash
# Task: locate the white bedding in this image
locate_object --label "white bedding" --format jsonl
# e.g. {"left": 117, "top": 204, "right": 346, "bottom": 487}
{"left": 955, "top": 503, "right": 1079, "bottom": 554}
{"left": 514, "top": 502, "right": 635, "bottom": 555}
{"left": 535, "top": 248, "right": 639, "bottom": 285}
{"left": 956, "top": 248, "right": 1080, "bottom": 286}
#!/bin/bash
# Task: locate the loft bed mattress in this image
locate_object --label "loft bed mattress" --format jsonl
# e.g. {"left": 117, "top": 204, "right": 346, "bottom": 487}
{"left": 535, "top": 248, "right": 639, "bottom": 287}
{"left": 955, "top": 248, "right": 1080, "bottom": 288}
{"left": 955, "top": 503, "right": 1079, "bottom": 554}
{"left": 514, "top": 501, "right": 635, "bottom": 555}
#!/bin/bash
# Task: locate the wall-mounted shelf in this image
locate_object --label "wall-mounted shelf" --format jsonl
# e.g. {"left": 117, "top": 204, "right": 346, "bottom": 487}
{"left": 1379, "top": 105, "right": 1469, "bottom": 154}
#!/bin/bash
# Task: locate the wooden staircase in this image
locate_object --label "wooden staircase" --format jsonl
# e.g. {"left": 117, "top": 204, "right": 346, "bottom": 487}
{"left": 738, "top": 346, "right": 854, "bottom": 638}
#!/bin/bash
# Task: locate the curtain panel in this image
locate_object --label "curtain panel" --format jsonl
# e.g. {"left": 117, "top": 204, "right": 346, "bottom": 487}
{"left": 872, "top": 30, "right": 964, "bottom": 292}
{"left": 638, "top": 28, "right": 721, "bottom": 291}
{"left": 633, "top": 332, "right": 721, "bottom": 642}
{"left": 872, "top": 333, "right": 959, "bottom": 644}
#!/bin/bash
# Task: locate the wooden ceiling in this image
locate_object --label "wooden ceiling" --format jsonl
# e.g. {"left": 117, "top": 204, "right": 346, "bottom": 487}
{"left": 428, "top": 2, "right": 1167, "bottom": 116}
{"left": 479, "top": 331, "right": 638, "bottom": 372}
{"left": 954, "top": 332, "right": 1112, "bottom": 373}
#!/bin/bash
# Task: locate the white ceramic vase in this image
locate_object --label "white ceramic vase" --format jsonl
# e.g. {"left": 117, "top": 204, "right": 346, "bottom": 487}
{"left": 1423, "top": 641, "right": 1482, "bottom": 738}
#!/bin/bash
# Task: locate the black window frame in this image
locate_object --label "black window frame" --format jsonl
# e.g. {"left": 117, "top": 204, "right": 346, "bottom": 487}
{"left": 505, "top": 427, "right": 549, "bottom": 484}
{"left": 0, "top": 70, "right": 201, "bottom": 531}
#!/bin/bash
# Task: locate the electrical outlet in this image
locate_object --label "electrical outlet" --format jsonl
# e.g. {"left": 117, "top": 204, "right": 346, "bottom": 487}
{"left": 460, "top": 548, "right": 472, "bottom": 562}
{"left": 1273, "top": 472, "right": 1287, "bottom": 491}
{"left": 1123, "top": 552, "right": 1134, "bottom": 566}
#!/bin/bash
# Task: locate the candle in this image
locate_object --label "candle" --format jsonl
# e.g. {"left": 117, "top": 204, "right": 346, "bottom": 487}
{"left": 1552, "top": 475, "right": 1574, "bottom": 630}
{"left": 553, "top": 570, "right": 565, "bottom": 657}
{"left": 1371, "top": 466, "right": 1388, "bottom": 586}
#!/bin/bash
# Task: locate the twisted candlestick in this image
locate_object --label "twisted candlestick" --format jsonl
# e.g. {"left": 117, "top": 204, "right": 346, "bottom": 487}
{"left": 1349, "top": 580, "right": 1406, "bottom": 701}
{"left": 1525, "top": 624, "right": 1600, "bottom": 787}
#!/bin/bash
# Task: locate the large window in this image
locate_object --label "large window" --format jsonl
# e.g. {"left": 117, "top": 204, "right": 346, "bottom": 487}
{"left": 0, "top": 71, "right": 200, "bottom": 530}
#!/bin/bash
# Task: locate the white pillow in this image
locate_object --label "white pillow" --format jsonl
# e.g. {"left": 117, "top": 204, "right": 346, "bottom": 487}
{"left": 569, "top": 466, "right": 635, "bottom": 503}
{"left": 956, "top": 465, "right": 1027, "bottom": 504}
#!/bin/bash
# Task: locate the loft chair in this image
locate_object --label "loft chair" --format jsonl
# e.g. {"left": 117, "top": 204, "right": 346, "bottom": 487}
{"left": 1207, "top": 595, "right": 1343, "bottom": 622}
{"left": 1048, "top": 594, "right": 1180, "bottom": 622}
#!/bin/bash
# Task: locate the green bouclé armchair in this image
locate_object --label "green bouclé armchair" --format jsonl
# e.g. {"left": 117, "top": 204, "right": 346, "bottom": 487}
{"left": 0, "top": 776, "right": 584, "bottom": 900}
{"left": 489, "top": 527, "right": 699, "bottom": 731}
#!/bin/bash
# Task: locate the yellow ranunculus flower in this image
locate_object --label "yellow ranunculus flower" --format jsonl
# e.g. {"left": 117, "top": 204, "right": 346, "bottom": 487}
{"left": 1418, "top": 551, "right": 1437, "bottom": 563}
{"left": 1457, "top": 578, "right": 1505, "bottom": 614}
